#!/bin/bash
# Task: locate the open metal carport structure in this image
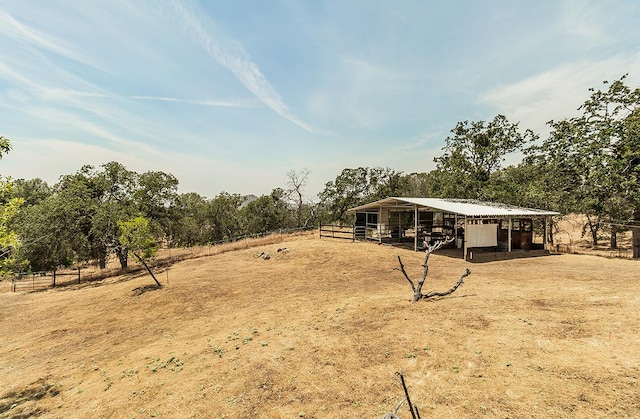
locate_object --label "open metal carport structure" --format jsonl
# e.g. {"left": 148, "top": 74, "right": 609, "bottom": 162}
{"left": 349, "top": 197, "right": 560, "bottom": 261}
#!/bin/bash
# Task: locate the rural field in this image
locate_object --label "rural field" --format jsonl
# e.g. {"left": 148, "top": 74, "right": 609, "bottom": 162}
{"left": 1, "top": 233, "right": 639, "bottom": 418}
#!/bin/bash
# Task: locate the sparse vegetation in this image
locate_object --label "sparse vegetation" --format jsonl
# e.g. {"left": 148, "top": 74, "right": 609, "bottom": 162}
{"left": 1, "top": 236, "right": 640, "bottom": 417}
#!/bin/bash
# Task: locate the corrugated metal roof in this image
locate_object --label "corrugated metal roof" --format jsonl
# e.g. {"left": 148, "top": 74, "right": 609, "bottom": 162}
{"left": 349, "top": 197, "right": 560, "bottom": 217}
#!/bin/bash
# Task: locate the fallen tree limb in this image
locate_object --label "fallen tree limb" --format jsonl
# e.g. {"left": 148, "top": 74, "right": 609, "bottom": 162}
{"left": 381, "top": 399, "right": 405, "bottom": 419}
{"left": 399, "top": 371, "right": 419, "bottom": 419}
{"left": 381, "top": 372, "right": 421, "bottom": 419}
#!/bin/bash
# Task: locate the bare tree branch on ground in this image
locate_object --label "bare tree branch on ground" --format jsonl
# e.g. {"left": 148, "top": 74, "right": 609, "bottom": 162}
{"left": 381, "top": 372, "right": 421, "bottom": 419}
{"left": 395, "top": 237, "right": 471, "bottom": 303}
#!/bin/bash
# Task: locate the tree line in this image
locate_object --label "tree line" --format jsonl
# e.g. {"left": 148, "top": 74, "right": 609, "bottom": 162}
{"left": 1, "top": 75, "right": 639, "bottom": 274}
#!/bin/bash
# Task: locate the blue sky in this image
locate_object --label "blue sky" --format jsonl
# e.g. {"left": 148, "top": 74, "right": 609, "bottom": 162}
{"left": 1, "top": 0, "right": 639, "bottom": 198}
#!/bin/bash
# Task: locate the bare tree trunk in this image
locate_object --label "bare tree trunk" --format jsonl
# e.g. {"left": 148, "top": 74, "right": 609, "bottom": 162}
{"left": 117, "top": 248, "right": 128, "bottom": 269}
{"left": 286, "top": 169, "right": 310, "bottom": 228}
{"left": 395, "top": 237, "right": 471, "bottom": 302}
{"left": 585, "top": 215, "right": 600, "bottom": 248}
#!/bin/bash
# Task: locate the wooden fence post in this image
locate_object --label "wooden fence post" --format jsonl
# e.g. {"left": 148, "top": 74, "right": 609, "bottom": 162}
{"left": 78, "top": 267, "right": 81, "bottom": 284}
{"left": 53, "top": 269, "right": 56, "bottom": 288}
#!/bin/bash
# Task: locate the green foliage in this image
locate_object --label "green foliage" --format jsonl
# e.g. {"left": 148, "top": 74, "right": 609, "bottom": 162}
{"left": 399, "top": 172, "right": 437, "bottom": 197}
{"left": 240, "top": 189, "right": 293, "bottom": 233}
{"left": 118, "top": 216, "right": 158, "bottom": 260}
{"left": 433, "top": 114, "right": 537, "bottom": 199}
{"left": 167, "top": 191, "right": 244, "bottom": 246}
{"left": 526, "top": 75, "right": 640, "bottom": 246}
{"left": 482, "top": 163, "right": 559, "bottom": 210}
{"left": 0, "top": 191, "right": 24, "bottom": 276}
{"left": 0, "top": 136, "right": 11, "bottom": 159}
{"left": 135, "top": 170, "right": 178, "bottom": 238}
{"left": 318, "top": 167, "right": 407, "bottom": 223}
{"left": 14, "top": 181, "right": 93, "bottom": 271}
{"left": 10, "top": 178, "right": 52, "bottom": 206}
{"left": 0, "top": 136, "right": 27, "bottom": 276}
{"left": 208, "top": 191, "right": 244, "bottom": 241}
{"left": 12, "top": 162, "right": 172, "bottom": 271}
{"left": 169, "top": 192, "right": 210, "bottom": 246}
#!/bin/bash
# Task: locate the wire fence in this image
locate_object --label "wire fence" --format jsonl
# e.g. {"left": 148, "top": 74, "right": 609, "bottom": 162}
{"left": 6, "top": 226, "right": 317, "bottom": 293}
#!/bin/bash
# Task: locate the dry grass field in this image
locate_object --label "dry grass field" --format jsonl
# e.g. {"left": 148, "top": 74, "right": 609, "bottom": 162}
{"left": 553, "top": 215, "right": 635, "bottom": 258}
{"left": 1, "top": 232, "right": 640, "bottom": 418}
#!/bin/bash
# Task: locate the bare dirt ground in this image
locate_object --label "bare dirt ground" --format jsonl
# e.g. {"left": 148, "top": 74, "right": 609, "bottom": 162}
{"left": 1, "top": 233, "right": 639, "bottom": 418}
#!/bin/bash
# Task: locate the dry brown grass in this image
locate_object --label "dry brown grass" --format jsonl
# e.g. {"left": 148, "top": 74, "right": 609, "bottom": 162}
{"left": 553, "top": 214, "right": 635, "bottom": 258}
{"left": 1, "top": 232, "right": 640, "bottom": 418}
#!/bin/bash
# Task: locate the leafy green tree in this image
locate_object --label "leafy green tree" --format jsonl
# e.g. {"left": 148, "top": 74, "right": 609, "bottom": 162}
{"left": 527, "top": 76, "right": 640, "bottom": 250}
{"left": 51, "top": 164, "right": 128, "bottom": 268}
{"left": 91, "top": 200, "right": 137, "bottom": 268}
{"left": 240, "top": 189, "right": 293, "bottom": 234}
{"left": 14, "top": 195, "right": 80, "bottom": 271}
{"left": 432, "top": 114, "right": 537, "bottom": 199}
{"left": 369, "top": 168, "right": 409, "bottom": 201}
{"left": 482, "top": 158, "right": 577, "bottom": 213}
{"left": 14, "top": 171, "right": 98, "bottom": 271}
{"left": 399, "top": 172, "right": 437, "bottom": 197}
{"left": 0, "top": 137, "right": 27, "bottom": 276}
{"left": 207, "top": 191, "right": 243, "bottom": 241}
{"left": 11, "top": 178, "right": 52, "bottom": 206}
{"left": 169, "top": 192, "right": 209, "bottom": 246}
{"left": 15, "top": 162, "right": 164, "bottom": 271}
{"left": 93, "top": 162, "right": 139, "bottom": 268}
{"left": 7, "top": 158, "right": 185, "bottom": 271}
{"left": 134, "top": 170, "right": 178, "bottom": 239}
{"left": 118, "top": 215, "right": 160, "bottom": 286}
{"left": 318, "top": 167, "right": 407, "bottom": 223}
{"left": 167, "top": 191, "right": 243, "bottom": 246}
{"left": 621, "top": 108, "right": 640, "bottom": 256}
{"left": 0, "top": 181, "right": 24, "bottom": 276}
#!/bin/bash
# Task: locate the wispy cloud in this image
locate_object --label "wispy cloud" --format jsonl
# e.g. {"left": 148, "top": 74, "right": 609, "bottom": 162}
{"left": 0, "top": 11, "right": 97, "bottom": 70}
{"left": 478, "top": 54, "right": 640, "bottom": 134}
{"left": 157, "top": 0, "right": 316, "bottom": 133}
{"left": 10, "top": 104, "right": 157, "bottom": 152}
{"left": 23, "top": 87, "right": 262, "bottom": 109}
{"left": 558, "top": 0, "right": 614, "bottom": 47}
{"left": 129, "top": 95, "right": 262, "bottom": 108}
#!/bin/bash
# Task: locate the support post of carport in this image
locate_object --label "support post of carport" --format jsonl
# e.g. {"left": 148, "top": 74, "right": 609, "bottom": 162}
{"left": 414, "top": 205, "right": 418, "bottom": 251}
{"left": 508, "top": 217, "right": 512, "bottom": 253}
{"left": 463, "top": 216, "right": 468, "bottom": 261}
{"left": 454, "top": 214, "right": 458, "bottom": 248}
